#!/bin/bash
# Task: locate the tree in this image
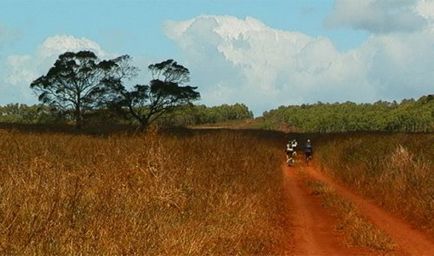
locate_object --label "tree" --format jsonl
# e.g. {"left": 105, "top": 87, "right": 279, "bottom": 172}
{"left": 30, "top": 51, "right": 128, "bottom": 128}
{"left": 106, "top": 59, "right": 200, "bottom": 128}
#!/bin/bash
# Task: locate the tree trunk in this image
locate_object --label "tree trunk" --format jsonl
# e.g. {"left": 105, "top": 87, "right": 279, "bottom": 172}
{"left": 75, "top": 104, "right": 82, "bottom": 129}
{"left": 138, "top": 119, "right": 148, "bottom": 131}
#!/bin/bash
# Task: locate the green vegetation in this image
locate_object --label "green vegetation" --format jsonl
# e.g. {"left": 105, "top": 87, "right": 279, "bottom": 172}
{"left": 261, "top": 95, "right": 434, "bottom": 132}
{"left": 315, "top": 133, "right": 434, "bottom": 236}
{"left": 0, "top": 104, "right": 60, "bottom": 124}
{"left": 0, "top": 103, "right": 253, "bottom": 128}
{"left": 158, "top": 103, "right": 253, "bottom": 127}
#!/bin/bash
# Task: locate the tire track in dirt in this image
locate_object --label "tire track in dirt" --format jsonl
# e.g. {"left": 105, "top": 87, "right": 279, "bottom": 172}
{"left": 302, "top": 164, "right": 434, "bottom": 256}
{"left": 282, "top": 165, "right": 374, "bottom": 255}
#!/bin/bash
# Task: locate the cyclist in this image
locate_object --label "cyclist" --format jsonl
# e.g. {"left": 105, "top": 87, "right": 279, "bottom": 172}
{"left": 291, "top": 139, "right": 298, "bottom": 151}
{"left": 304, "top": 139, "right": 313, "bottom": 163}
{"left": 286, "top": 139, "right": 297, "bottom": 166}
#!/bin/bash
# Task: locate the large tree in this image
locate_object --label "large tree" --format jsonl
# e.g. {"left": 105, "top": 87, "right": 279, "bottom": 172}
{"left": 106, "top": 59, "right": 200, "bottom": 128}
{"left": 30, "top": 51, "right": 131, "bottom": 128}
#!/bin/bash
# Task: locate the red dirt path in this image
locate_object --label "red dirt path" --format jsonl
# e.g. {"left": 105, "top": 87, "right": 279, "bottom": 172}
{"left": 283, "top": 163, "right": 434, "bottom": 255}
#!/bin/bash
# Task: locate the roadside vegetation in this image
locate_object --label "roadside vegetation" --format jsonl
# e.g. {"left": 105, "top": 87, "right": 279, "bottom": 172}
{"left": 261, "top": 95, "right": 434, "bottom": 132}
{"left": 0, "top": 127, "right": 288, "bottom": 255}
{"left": 304, "top": 179, "right": 395, "bottom": 251}
{"left": 315, "top": 133, "right": 434, "bottom": 237}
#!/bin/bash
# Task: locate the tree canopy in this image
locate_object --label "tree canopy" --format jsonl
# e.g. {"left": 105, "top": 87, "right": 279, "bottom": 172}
{"left": 29, "top": 51, "right": 200, "bottom": 129}
{"left": 30, "top": 51, "right": 124, "bottom": 128}
{"left": 105, "top": 59, "right": 200, "bottom": 128}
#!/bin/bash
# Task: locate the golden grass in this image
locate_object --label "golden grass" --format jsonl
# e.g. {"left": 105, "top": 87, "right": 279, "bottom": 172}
{"left": 0, "top": 127, "right": 289, "bottom": 255}
{"left": 304, "top": 179, "right": 395, "bottom": 251}
{"left": 315, "top": 133, "right": 434, "bottom": 237}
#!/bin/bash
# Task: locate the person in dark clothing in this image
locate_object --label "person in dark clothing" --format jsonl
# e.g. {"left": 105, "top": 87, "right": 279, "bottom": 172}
{"left": 304, "top": 139, "right": 313, "bottom": 163}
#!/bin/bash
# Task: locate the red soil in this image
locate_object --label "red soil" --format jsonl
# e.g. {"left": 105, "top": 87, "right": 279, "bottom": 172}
{"left": 283, "top": 163, "right": 434, "bottom": 255}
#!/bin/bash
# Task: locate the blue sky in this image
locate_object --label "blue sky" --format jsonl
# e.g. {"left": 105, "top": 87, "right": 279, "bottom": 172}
{"left": 1, "top": 0, "right": 433, "bottom": 114}
{"left": 1, "top": 0, "right": 366, "bottom": 55}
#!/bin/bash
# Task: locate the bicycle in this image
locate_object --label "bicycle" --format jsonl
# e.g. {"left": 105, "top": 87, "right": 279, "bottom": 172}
{"left": 304, "top": 152, "right": 312, "bottom": 165}
{"left": 287, "top": 151, "right": 297, "bottom": 166}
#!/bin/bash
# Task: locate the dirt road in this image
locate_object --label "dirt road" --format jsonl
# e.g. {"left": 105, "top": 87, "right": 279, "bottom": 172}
{"left": 283, "top": 163, "right": 434, "bottom": 255}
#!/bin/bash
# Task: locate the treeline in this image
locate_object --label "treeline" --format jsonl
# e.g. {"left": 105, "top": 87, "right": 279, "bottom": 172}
{"left": 158, "top": 103, "right": 253, "bottom": 126}
{"left": 260, "top": 95, "right": 434, "bottom": 132}
{"left": 0, "top": 104, "right": 57, "bottom": 124}
{"left": 0, "top": 103, "right": 253, "bottom": 127}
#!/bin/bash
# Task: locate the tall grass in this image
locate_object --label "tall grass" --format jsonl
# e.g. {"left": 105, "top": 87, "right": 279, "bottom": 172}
{"left": 315, "top": 133, "right": 434, "bottom": 237}
{"left": 0, "top": 128, "right": 289, "bottom": 255}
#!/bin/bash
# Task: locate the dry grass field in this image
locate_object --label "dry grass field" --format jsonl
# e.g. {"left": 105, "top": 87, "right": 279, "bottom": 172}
{"left": 315, "top": 133, "right": 434, "bottom": 237}
{"left": 1, "top": 124, "right": 432, "bottom": 254}
{"left": 0, "top": 127, "right": 289, "bottom": 255}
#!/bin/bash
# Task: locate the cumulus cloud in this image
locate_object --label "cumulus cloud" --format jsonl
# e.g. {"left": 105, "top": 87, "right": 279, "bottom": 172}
{"left": 165, "top": 15, "right": 434, "bottom": 114}
{"left": 37, "top": 35, "right": 106, "bottom": 59}
{"left": 1, "top": 35, "right": 109, "bottom": 104}
{"left": 326, "top": 0, "right": 427, "bottom": 33}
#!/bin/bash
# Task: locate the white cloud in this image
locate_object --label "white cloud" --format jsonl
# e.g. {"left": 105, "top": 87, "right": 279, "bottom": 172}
{"left": 416, "top": 0, "right": 434, "bottom": 23}
{"left": 326, "top": 0, "right": 427, "bottom": 33}
{"left": 5, "top": 55, "right": 35, "bottom": 85}
{"left": 165, "top": 14, "right": 434, "bottom": 114}
{"left": 37, "top": 35, "right": 106, "bottom": 59}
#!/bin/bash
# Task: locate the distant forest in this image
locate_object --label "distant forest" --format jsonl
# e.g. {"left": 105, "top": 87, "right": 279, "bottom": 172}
{"left": 260, "top": 95, "right": 434, "bottom": 133}
{"left": 1, "top": 95, "right": 433, "bottom": 132}
{"left": 0, "top": 103, "right": 253, "bottom": 127}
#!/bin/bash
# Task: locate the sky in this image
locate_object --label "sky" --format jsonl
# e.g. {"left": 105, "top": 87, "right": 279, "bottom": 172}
{"left": 1, "top": 0, "right": 433, "bottom": 115}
